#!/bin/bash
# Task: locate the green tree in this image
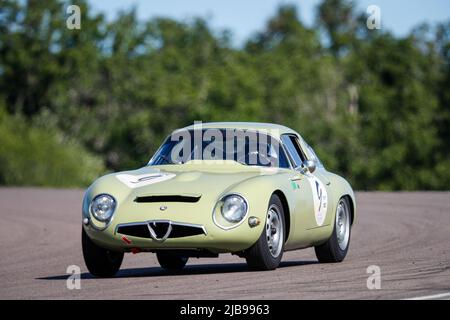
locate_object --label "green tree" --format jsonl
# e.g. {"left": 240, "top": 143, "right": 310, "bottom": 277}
{"left": 0, "top": 0, "right": 448, "bottom": 190}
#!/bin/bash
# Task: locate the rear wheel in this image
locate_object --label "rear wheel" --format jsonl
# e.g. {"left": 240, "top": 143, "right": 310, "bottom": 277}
{"left": 315, "top": 197, "right": 351, "bottom": 263}
{"left": 82, "top": 228, "right": 124, "bottom": 277}
{"left": 245, "top": 194, "right": 285, "bottom": 271}
{"left": 156, "top": 252, "right": 188, "bottom": 271}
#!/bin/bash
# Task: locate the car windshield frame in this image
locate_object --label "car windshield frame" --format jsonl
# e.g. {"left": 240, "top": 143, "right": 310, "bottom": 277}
{"left": 148, "top": 128, "right": 292, "bottom": 169}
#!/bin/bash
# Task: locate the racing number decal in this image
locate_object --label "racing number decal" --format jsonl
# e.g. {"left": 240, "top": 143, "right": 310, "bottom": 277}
{"left": 307, "top": 175, "right": 328, "bottom": 226}
{"left": 315, "top": 181, "right": 323, "bottom": 210}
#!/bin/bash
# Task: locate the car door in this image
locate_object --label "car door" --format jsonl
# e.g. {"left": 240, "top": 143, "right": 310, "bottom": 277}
{"left": 298, "top": 138, "right": 335, "bottom": 227}
{"left": 281, "top": 134, "right": 331, "bottom": 231}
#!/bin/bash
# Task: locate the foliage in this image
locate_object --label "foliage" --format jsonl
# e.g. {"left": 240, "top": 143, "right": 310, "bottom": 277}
{"left": 0, "top": 0, "right": 448, "bottom": 189}
{"left": 0, "top": 104, "right": 105, "bottom": 187}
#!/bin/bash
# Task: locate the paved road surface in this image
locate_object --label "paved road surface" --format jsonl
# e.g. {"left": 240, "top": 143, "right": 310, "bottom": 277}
{"left": 0, "top": 188, "right": 449, "bottom": 299}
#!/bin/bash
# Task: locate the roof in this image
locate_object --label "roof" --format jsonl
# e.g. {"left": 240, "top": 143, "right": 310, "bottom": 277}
{"left": 180, "top": 122, "right": 298, "bottom": 139}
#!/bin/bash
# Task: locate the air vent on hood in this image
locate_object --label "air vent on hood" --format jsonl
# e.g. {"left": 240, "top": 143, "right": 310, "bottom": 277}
{"left": 134, "top": 195, "right": 201, "bottom": 203}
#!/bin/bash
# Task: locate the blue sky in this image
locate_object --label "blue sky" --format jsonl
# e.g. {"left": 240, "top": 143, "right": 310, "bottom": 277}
{"left": 90, "top": 0, "right": 450, "bottom": 45}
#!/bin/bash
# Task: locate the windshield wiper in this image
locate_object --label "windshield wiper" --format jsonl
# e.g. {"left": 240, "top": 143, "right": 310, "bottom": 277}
{"left": 157, "top": 154, "right": 185, "bottom": 165}
{"left": 156, "top": 154, "right": 175, "bottom": 164}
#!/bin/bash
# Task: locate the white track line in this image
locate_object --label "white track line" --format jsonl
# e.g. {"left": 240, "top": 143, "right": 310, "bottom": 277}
{"left": 405, "top": 292, "right": 450, "bottom": 300}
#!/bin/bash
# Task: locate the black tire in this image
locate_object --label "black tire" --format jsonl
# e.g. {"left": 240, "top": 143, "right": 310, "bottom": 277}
{"left": 82, "top": 228, "right": 124, "bottom": 277}
{"left": 156, "top": 252, "right": 188, "bottom": 271}
{"left": 315, "top": 197, "right": 351, "bottom": 263}
{"left": 245, "top": 194, "right": 285, "bottom": 271}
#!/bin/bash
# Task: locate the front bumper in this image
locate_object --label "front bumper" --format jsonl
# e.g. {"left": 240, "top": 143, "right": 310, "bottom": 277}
{"left": 82, "top": 185, "right": 270, "bottom": 254}
{"left": 83, "top": 215, "right": 264, "bottom": 254}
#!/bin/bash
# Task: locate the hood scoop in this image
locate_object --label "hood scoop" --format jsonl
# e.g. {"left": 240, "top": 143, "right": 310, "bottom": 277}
{"left": 116, "top": 172, "right": 176, "bottom": 188}
{"left": 134, "top": 194, "right": 201, "bottom": 203}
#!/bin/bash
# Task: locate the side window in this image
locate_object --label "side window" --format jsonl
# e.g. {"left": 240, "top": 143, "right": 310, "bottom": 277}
{"left": 281, "top": 135, "right": 306, "bottom": 168}
{"left": 276, "top": 145, "right": 291, "bottom": 169}
{"left": 264, "top": 138, "right": 290, "bottom": 168}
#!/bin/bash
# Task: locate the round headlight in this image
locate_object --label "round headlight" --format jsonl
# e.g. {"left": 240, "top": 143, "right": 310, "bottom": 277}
{"left": 221, "top": 194, "right": 248, "bottom": 223}
{"left": 90, "top": 194, "right": 116, "bottom": 222}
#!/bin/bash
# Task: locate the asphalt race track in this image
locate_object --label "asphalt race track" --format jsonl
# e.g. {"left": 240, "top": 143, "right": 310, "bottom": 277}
{"left": 0, "top": 188, "right": 449, "bottom": 300}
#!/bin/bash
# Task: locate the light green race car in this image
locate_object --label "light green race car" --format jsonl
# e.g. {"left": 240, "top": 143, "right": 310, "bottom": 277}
{"left": 82, "top": 122, "right": 355, "bottom": 277}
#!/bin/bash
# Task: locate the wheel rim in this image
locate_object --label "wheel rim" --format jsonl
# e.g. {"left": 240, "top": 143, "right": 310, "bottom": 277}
{"left": 266, "top": 204, "right": 284, "bottom": 258}
{"left": 335, "top": 199, "right": 350, "bottom": 251}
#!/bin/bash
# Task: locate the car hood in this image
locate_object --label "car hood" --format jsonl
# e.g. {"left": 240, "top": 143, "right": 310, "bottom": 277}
{"left": 90, "top": 161, "right": 282, "bottom": 204}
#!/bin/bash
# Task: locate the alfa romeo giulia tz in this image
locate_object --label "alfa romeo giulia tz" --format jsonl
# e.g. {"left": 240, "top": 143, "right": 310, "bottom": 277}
{"left": 82, "top": 122, "right": 355, "bottom": 276}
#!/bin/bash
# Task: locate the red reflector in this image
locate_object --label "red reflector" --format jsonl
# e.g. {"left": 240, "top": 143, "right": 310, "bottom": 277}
{"left": 131, "top": 248, "right": 141, "bottom": 254}
{"left": 121, "top": 236, "right": 132, "bottom": 244}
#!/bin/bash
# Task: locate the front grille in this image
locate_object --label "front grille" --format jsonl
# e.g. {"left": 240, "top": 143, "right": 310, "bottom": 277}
{"left": 134, "top": 195, "right": 201, "bottom": 203}
{"left": 117, "top": 224, "right": 148, "bottom": 238}
{"left": 116, "top": 221, "right": 206, "bottom": 239}
{"left": 148, "top": 221, "right": 171, "bottom": 238}
{"left": 170, "top": 224, "right": 206, "bottom": 238}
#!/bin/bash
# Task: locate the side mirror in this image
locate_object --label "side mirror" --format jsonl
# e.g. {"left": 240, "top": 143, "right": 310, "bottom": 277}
{"left": 296, "top": 160, "right": 316, "bottom": 174}
{"left": 305, "top": 160, "right": 316, "bottom": 173}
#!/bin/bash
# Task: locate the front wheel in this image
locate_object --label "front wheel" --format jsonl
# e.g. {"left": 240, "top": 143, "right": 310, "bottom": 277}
{"left": 245, "top": 194, "right": 285, "bottom": 271}
{"left": 315, "top": 197, "right": 351, "bottom": 263}
{"left": 156, "top": 252, "right": 188, "bottom": 271}
{"left": 82, "top": 228, "right": 124, "bottom": 277}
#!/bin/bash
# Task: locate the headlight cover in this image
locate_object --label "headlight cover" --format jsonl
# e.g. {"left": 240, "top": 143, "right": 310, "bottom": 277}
{"left": 90, "top": 194, "right": 116, "bottom": 222}
{"left": 220, "top": 194, "right": 248, "bottom": 223}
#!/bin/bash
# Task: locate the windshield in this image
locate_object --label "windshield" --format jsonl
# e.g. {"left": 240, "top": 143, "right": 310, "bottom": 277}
{"left": 149, "top": 129, "right": 290, "bottom": 168}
